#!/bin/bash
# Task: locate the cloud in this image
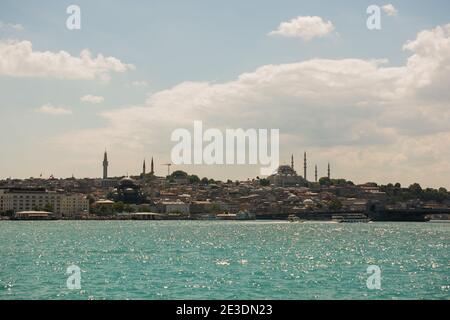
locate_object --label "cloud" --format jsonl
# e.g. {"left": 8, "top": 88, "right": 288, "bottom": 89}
{"left": 382, "top": 4, "right": 398, "bottom": 16}
{"left": 81, "top": 94, "right": 105, "bottom": 104}
{"left": 0, "top": 21, "right": 24, "bottom": 31}
{"left": 50, "top": 23, "right": 450, "bottom": 187}
{"left": 36, "top": 104, "right": 72, "bottom": 115}
{"left": 268, "top": 16, "right": 335, "bottom": 41}
{"left": 0, "top": 40, "right": 134, "bottom": 81}
{"left": 129, "top": 80, "right": 149, "bottom": 87}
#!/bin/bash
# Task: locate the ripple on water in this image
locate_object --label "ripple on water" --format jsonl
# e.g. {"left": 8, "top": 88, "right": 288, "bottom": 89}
{"left": 0, "top": 221, "right": 448, "bottom": 299}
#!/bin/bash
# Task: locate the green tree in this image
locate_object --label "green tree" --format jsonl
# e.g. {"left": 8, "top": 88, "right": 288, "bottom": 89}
{"left": 319, "top": 177, "right": 331, "bottom": 186}
{"left": 113, "top": 201, "right": 125, "bottom": 213}
{"left": 170, "top": 170, "right": 188, "bottom": 179}
{"left": 408, "top": 183, "right": 423, "bottom": 196}
{"left": 188, "top": 175, "right": 200, "bottom": 184}
{"left": 329, "top": 199, "right": 343, "bottom": 211}
{"left": 208, "top": 204, "right": 222, "bottom": 214}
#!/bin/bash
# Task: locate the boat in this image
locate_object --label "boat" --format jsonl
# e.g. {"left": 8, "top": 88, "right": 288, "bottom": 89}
{"left": 332, "top": 214, "right": 371, "bottom": 223}
{"left": 288, "top": 214, "right": 303, "bottom": 223}
{"left": 216, "top": 213, "right": 237, "bottom": 220}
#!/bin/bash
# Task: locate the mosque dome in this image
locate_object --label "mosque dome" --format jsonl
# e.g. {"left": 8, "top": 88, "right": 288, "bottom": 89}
{"left": 276, "top": 165, "right": 297, "bottom": 176}
{"left": 120, "top": 177, "right": 136, "bottom": 187}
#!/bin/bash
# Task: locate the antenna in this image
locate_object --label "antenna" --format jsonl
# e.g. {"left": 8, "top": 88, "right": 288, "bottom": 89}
{"left": 162, "top": 163, "right": 172, "bottom": 176}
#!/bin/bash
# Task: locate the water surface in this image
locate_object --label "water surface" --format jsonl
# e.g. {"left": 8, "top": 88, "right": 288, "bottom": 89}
{"left": 0, "top": 221, "right": 448, "bottom": 299}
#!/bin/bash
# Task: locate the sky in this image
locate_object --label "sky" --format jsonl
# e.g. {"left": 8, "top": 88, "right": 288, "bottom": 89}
{"left": 1, "top": 0, "right": 450, "bottom": 188}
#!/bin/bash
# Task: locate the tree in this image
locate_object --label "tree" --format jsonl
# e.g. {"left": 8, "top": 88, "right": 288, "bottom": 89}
{"left": 86, "top": 194, "right": 96, "bottom": 205}
{"left": 333, "top": 179, "right": 348, "bottom": 186}
{"left": 123, "top": 204, "right": 136, "bottom": 213}
{"left": 188, "top": 175, "right": 200, "bottom": 184}
{"left": 113, "top": 201, "right": 125, "bottom": 213}
{"left": 409, "top": 183, "right": 423, "bottom": 196}
{"left": 329, "top": 199, "right": 343, "bottom": 211}
{"left": 319, "top": 177, "right": 331, "bottom": 186}
{"left": 201, "top": 177, "right": 209, "bottom": 185}
{"left": 259, "top": 178, "right": 270, "bottom": 186}
{"left": 171, "top": 170, "right": 188, "bottom": 178}
{"left": 208, "top": 204, "right": 222, "bottom": 214}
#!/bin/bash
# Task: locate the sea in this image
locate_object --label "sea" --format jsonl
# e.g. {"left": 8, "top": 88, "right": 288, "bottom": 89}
{"left": 0, "top": 220, "right": 448, "bottom": 300}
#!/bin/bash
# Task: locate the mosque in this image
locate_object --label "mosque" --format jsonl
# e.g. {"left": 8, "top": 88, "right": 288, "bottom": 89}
{"left": 101, "top": 150, "right": 331, "bottom": 190}
{"left": 268, "top": 152, "right": 331, "bottom": 187}
{"left": 102, "top": 150, "right": 155, "bottom": 203}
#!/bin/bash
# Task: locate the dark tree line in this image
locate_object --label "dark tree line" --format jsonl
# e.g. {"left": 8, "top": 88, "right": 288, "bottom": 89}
{"left": 380, "top": 183, "right": 449, "bottom": 203}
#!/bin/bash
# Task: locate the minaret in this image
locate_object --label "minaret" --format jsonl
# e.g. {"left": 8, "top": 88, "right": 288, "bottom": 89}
{"left": 103, "top": 150, "right": 108, "bottom": 179}
{"left": 150, "top": 157, "right": 154, "bottom": 175}
{"left": 315, "top": 165, "right": 318, "bottom": 183}
{"left": 291, "top": 154, "right": 294, "bottom": 170}
{"left": 303, "top": 152, "right": 307, "bottom": 181}
{"left": 327, "top": 163, "right": 331, "bottom": 179}
{"left": 142, "top": 159, "right": 146, "bottom": 176}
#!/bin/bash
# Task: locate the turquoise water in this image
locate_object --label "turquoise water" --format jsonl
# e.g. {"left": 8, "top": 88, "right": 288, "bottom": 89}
{"left": 0, "top": 221, "right": 448, "bottom": 300}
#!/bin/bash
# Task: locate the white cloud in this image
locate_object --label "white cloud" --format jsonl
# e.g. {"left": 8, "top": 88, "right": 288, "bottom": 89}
{"left": 49, "top": 23, "right": 450, "bottom": 187}
{"left": 81, "top": 94, "right": 105, "bottom": 104}
{"left": 0, "top": 40, "right": 134, "bottom": 81}
{"left": 130, "top": 80, "right": 149, "bottom": 87}
{"left": 382, "top": 4, "right": 398, "bottom": 16}
{"left": 9, "top": 23, "right": 25, "bottom": 31}
{"left": 36, "top": 104, "right": 72, "bottom": 116}
{"left": 268, "top": 16, "right": 335, "bottom": 41}
{"left": 0, "top": 21, "right": 24, "bottom": 31}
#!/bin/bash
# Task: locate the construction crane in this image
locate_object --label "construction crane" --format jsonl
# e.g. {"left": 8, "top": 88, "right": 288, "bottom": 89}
{"left": 162, "top": 163, "right": 172, "bottom": 176}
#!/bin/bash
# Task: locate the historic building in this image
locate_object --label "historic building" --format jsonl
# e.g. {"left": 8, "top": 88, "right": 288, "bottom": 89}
{"left": 109, "top": 177, "right": 146, "bottom": 204}
{"left": 268, "top": 165, "right": 307, "bottom": 187}
{"left": 0, "top": 188, "right": 89, "bottom": 216}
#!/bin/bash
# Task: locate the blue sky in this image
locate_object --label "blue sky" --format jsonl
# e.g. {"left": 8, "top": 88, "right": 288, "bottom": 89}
{"left": 1, "top": 1, "right": 450, "bottom": 187}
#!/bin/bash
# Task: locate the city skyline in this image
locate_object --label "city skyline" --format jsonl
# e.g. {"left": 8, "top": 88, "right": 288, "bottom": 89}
{"left": 1, "top": 1, "right": 450, "bottom": 188}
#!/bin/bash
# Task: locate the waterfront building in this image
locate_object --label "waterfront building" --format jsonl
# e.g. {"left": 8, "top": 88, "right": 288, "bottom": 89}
{"left": 15, "top": 211, "right": 55, "bottom": 220}
{"left": 190, "top": 199, "right": 233, "bottom": 214}
{"left": 158, "top": 201, "right": 190, "bottom": 214}
{"left": 0, "top": 188, "right": 89, "bottom": 217}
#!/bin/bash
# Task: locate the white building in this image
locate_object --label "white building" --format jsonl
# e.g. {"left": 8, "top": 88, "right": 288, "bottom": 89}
{"left": 0, "top": 188, "right": 89, "bottom": 217}
{"left": 160, "top": 201, "right": 190, "bottom": 214}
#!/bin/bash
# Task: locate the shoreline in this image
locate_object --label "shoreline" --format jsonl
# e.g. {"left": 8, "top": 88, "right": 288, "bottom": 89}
{"left": 1, "top": 217, "right": 447, "bottom": 222}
